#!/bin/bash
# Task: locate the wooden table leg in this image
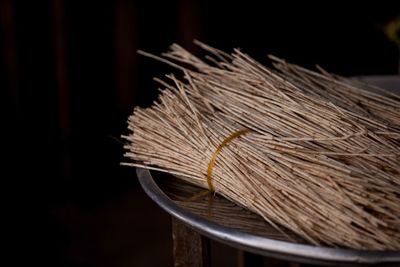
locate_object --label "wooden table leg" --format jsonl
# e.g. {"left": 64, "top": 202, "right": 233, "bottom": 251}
{"left": 171, "top": 218, "right": 210, "bottom": 267}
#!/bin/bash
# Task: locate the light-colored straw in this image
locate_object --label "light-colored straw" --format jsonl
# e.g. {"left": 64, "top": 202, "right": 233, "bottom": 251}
{"left": 123, "top": 42, "right": 400, "bottom": 250}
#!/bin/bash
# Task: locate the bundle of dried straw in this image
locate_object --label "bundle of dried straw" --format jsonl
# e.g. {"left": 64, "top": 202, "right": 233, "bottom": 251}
{"left": 123, "top": 41, "right": 400, "bottom": 250}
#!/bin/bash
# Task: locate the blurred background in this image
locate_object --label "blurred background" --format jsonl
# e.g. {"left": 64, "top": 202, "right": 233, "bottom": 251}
{"left": 2, "top": 1, "right": 399, "bottom": 266}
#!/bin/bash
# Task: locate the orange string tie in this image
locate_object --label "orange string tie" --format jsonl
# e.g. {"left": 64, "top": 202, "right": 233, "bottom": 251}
{"left": 206, "top": 129, "right": 251, "bottom": 193}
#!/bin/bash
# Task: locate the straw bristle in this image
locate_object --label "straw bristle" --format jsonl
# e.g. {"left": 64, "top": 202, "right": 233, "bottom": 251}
{"left": 123, "top": 42, "right": 400, "bottom": 250}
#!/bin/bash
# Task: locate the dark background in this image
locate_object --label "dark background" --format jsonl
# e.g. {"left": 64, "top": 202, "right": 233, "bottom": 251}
{"left": 2, "top": 1, "right": 399, "bottom": 266}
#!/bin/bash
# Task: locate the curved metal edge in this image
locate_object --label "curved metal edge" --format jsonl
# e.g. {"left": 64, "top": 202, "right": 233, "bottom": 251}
{"left": 136, "top": 168, "right": 400, "bottom": 266}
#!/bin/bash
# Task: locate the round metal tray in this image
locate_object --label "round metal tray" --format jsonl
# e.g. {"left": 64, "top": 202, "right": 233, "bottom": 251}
{"left": 136, "top": 75, "right": 400, "bottom": 266}
{"left": 137, "top": 168, "right": 400, "bottom": 266}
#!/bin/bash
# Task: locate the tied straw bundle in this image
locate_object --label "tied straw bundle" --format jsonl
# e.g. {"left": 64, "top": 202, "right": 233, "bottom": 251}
{"left": 122, "top": 41, "right": 400, "bottom": 250}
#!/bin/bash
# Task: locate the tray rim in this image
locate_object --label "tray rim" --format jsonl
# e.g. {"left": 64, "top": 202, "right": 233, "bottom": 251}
{"left": 136, "top": 168, "right": 400, "bottom": 266}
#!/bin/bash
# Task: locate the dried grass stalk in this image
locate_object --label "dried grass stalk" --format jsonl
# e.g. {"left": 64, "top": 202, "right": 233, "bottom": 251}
{"left": 122, "top": 42, "right": 400, "bottom": 250}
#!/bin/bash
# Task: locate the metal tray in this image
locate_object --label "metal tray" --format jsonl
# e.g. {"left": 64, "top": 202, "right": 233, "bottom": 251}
{"left": 137, "top": 168, "right": 400, "bottom": 266}
{"left": 136, "top": 75, "right": 400, "bottom": 266}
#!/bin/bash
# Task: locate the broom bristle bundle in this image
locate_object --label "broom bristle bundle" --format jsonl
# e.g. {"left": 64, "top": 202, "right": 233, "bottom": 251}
{"left": 123, "top": 42, "right": 400, "bottom": 250}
